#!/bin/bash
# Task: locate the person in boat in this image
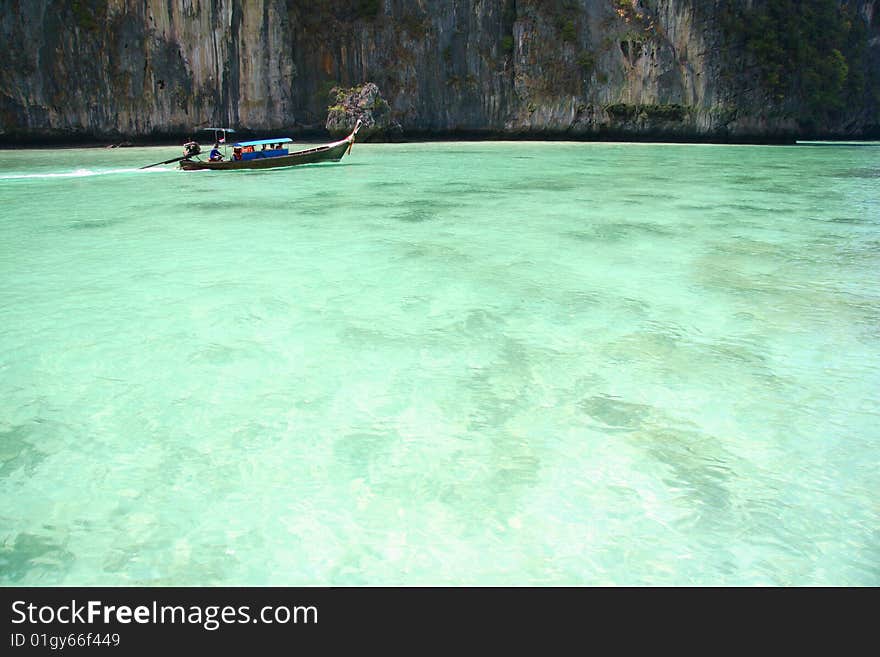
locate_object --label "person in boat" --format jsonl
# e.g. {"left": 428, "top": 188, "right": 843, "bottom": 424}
{"left": 232, "top": 146, "right": 243, "bottom": 161}
{"left": 182, "top": 140, "right": 200, "bottom": 158}
{"left": 209, "top": 142, "right": 223, "bottom": 161}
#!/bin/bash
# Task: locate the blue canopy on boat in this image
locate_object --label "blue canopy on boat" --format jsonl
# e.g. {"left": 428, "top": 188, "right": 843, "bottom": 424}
{"left": 232, "top": 138, "right": 292, "bottom": 147}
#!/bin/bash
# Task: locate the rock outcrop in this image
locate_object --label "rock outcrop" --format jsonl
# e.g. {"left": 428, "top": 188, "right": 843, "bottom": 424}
{"left": 1, "top": 1, "right": 878, "bottom": 142}
{"left": 325, "top": 83, "right": 396, "bottom": 140}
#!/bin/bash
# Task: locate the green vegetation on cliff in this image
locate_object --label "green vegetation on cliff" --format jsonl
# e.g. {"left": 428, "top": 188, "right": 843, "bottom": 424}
{"left": 70, "top": 0, "right": 106, "bottom": 32}
{"left": 719, "top": 0, "right": 875, "bottom": 128}
{"left": 605, "top": 103, "right": 689, "bottom": 122}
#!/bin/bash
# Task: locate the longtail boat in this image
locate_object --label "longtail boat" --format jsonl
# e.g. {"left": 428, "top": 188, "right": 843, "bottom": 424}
{"left": 140, "top": 121, "right": 361, "bottom": 171}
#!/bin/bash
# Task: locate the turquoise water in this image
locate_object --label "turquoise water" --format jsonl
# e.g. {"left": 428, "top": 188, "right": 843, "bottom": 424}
{"left": 0, "top": 141, "right": 878, "bottom": 585}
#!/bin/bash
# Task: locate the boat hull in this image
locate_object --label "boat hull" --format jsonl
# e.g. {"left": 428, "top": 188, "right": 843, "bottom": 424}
{"left": 179, "top": 137, "right": 352, "bottom": 171}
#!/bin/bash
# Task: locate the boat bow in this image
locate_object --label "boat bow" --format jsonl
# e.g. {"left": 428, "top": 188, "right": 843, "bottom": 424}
{"left": 344, "top": 119, "right": 362, "bottom": 155}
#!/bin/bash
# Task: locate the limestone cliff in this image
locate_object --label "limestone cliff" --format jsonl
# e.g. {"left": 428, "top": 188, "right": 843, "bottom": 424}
{"left": 1, "top": 0, "right": 878, "bottom": 142}
{"left": 325, "top": 82, "right": 397, "bottom": 140}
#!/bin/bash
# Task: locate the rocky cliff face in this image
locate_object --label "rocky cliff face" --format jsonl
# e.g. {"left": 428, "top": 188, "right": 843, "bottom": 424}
{"left": 1, "top": 0, "right": 878, "bottom": 142}
{"left": 325, "top": 82, "right": 397, "bottom": 140}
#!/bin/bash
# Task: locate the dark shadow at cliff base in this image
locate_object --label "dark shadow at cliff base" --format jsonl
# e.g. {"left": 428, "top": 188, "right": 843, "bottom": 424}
{"left": 397, "top": 129, "right": 803, "bottom": 145}
{"left": 0, "top": 127, "right": 333, "bottom": 149}
{"left": 397, "top": 125, "right": 879, "bottom": 144}
{"left": 3, "top": 126, "right": 879, "bottom": 148}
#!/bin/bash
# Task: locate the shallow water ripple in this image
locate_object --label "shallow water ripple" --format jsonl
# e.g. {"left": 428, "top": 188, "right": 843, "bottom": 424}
{"left": 0, "top": 142, "right": 878, "bottom": 585}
